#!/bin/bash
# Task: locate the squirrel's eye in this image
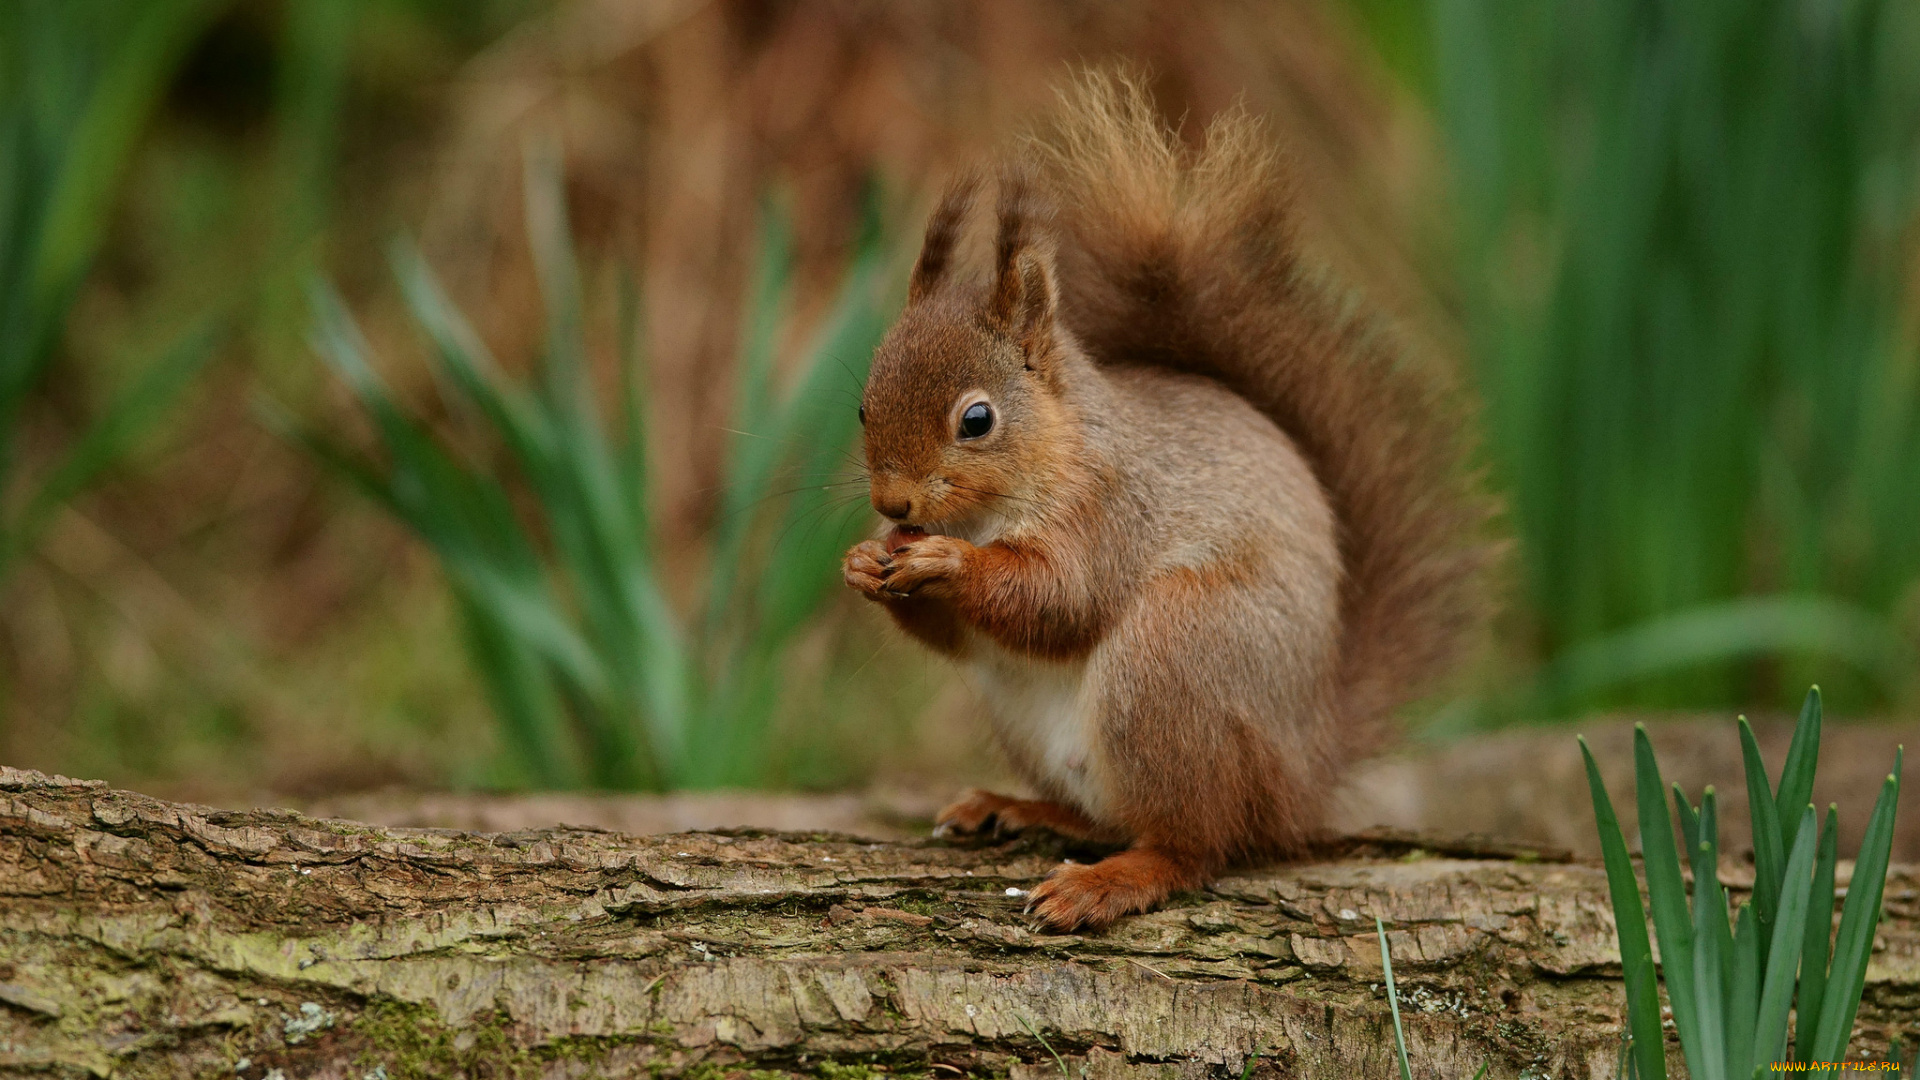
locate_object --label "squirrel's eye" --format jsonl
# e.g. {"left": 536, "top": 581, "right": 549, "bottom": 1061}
{"left": 958, "top": 401, "right": 994, "bottom": 440}
{"left": 858, "top": 404, "right": 866, "bottom": 425}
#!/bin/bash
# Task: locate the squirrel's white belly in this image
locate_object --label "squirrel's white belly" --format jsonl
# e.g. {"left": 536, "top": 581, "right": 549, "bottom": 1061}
{"left": 964, "top": 646, "right": 1109, "bottom": 822}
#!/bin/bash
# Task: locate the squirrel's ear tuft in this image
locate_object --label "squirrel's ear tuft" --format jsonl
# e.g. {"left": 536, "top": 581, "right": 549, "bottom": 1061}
{"left": 987, "top": 168, "right": 1058, "bottom": 362}
{"left": 907, "top": 172, "right": 980, "bottom": 305}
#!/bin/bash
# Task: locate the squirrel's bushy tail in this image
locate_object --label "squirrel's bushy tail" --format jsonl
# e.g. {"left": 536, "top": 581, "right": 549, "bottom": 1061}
{"left": 1029, "top": 69, "right": 1494, "bottom": 749}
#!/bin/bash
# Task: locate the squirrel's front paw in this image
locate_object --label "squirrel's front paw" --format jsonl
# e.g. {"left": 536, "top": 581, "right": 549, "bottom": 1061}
{"left": 933, "top": 789, "right": 1022, "bottom": 837}
{"left": 935, "top": 790, "right": 1112, "bottom": 843}
{"left": 842, "top": 540, "right": 900, "bottom": 601}
{"left": 882, "top": 534, "right": 971, "bottom": 599}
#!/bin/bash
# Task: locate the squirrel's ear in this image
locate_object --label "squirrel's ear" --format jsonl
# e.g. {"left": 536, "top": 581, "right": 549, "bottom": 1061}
{"left": 987, "top": 169, "right": 1058, "bottom": 360}
{"left": 907, "top": 172, "right": 980, "bottom": 305}
{"left": 998, "top": 247, "right": 1058, "bottom": 356}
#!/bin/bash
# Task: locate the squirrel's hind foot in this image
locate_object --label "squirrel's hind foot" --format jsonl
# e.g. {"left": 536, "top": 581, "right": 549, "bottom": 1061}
{"left": 1024, "top": 845, "right": 1207, "bottom": 932}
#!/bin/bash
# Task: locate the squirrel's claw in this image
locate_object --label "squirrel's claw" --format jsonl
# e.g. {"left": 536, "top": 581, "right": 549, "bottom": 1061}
{"left": 1023, "top": 865, "right": 1113, "bottom": 932}
{"left": 842, "top": 539, "right": 897, "bottom": 601}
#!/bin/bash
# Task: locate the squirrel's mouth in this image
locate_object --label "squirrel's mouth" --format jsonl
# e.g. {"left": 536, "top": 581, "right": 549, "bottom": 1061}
{"left": 884, "top": 524, "right": 931, "bottom": 552}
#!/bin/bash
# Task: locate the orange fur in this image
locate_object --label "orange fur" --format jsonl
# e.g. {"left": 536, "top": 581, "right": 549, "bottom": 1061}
{"left": 843, "top": 70, "right": 1493, "bottom": 932}
{"left": 1025, "top": 846, "right": 1206, "bottom": 931}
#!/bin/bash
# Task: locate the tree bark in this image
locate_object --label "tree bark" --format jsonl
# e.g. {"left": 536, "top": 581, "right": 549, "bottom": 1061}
{"left": 1, "top": 767, "right": 1914, "bottom": 1079}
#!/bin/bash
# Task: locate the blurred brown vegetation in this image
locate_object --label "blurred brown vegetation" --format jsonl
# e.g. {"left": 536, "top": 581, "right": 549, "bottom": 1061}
{"left": 418, "top": 0, "right": 1445, "bottom": 553}
{"left": 2, "top": 0, "right": 1458, "bottom": 803}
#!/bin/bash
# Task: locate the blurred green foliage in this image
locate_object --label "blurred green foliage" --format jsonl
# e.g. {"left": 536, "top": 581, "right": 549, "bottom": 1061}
{"left": 1423, "top": 0, "right": 1920, "bottom": 713}
{"left": 0, "top": 1, "right": 225, "bottom": 577}
{"left": 0, "top": 0, "right": 561, "bottom": 792}
{"left": 1, "top": 0, "right": 541, "bottom": 580}
{"left": 297, "top": 150, "right": 893, "bottom": 789}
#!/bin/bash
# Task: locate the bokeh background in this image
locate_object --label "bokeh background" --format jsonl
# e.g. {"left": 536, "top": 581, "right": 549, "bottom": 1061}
{"left": 3, "top": 0, "right": 1918, "bottom": 813}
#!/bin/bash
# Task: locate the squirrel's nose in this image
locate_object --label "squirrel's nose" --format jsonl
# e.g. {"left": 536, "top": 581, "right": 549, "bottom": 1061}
{"left": 873, "top": 493, "right": 913, "bottom": 522}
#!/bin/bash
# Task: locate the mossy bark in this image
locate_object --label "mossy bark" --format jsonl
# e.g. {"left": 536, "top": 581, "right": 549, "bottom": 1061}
{"left": 1, "top": 767, "right": 1914, "bottom": 1079}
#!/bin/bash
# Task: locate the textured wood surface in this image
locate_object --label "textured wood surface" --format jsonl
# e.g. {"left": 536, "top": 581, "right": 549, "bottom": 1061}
{"left": 2, "top": 767, "right": 1915, "bottom": 1078}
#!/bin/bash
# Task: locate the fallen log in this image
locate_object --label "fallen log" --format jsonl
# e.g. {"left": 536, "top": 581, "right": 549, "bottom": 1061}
{"left": 1, "top": 767, "right": 1914, "bottom": 1078}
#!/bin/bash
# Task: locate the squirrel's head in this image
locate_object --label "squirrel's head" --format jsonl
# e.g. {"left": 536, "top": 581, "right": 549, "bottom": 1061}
{"left": 859, "top": 171, "right": 1075, "bottom": 534}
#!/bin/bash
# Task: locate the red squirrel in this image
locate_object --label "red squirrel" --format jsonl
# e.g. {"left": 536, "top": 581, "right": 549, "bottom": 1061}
{"left": 841, "top": 71, "right": 1491, "bottom": 931}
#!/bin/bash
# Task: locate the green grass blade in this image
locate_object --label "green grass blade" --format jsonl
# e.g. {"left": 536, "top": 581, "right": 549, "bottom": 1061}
{"left": 259, "top": 401, "right": 405, "bottom": 519}
{"left": 1674, "top": 784, "right": 1701, "bottom": 856}
{"left": 1377, "top": 917, "right": 1414, "bottom": 1080}
{"left": 285, "top": 399, "right": 599, "bottom": 788}
{"left": 389, "top": 239, "right": 555, "bottom": 477}
{"left": 1794, "top": 806, "right": 1840, "bottom": 1062}
{"left": 518, "top": 156, "right": 689, "bottom": 784}
{"left": 1811, "top": 750, "right": 1902, "bottom": 1061}
{"left": 512, "top": 384, "right": 650, "bottom": 779}
{"left": 544, "top": 433, "right": 678, "bottom": 780}
{"left": 1753, "top": 806, "right": 1817, "bottom": 1064}
{"left": 309, "top": 279, "right": 525, "bottom": 554}
{"left": 1726, "top": 902, "right": 1758, "bottom": 1080}
{"left": 453, "top": 591, "right": 582, "bottom": 787}
{"left": 1013, "top": 1014, "right": 1069, "bottom": 1080}
{"left": 25, "top": 0, "right": 224, "bottom": 352}
{"left": 1636, "top": 726, "right": 1702, "bottom": 1065}
{"left": 389, "top": 243, "right": 643, "bottom": 749}
{"left": 1696, "top": 788, "right": 1735, "bottom": 997}
{"left": 1583, "top": 736, "right": 1668, "bottom": 1080}
{"left": 1774, "top": 688, "right": 1823, "bottom": 857}
{"left": 306, "top": 278, "right": 610, "bottom": 707}
{"left": 1691, "top": 828, "right": 1730, "bottom": 1080}
{"left": 1739, "top": 716, "right": 1785, "bottom": 957}
{"left": 605, "top": 274, "right": 688, "bottom": 772}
